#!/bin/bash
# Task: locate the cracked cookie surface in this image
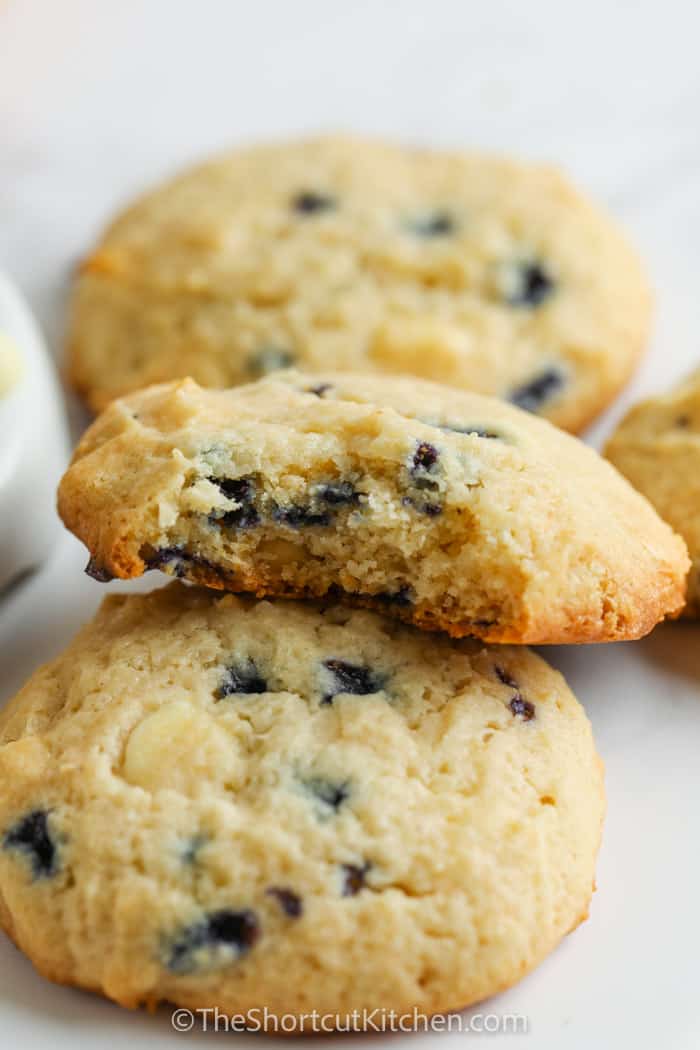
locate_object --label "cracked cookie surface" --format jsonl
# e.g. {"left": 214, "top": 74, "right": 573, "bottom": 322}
{"left": 58, "top": 372, "right": 689, "bottom": 643}
{"left": 0, "top": 583, "right": 603, "bottom": 1024}
{"left": 67, "top": 135, "right": 651, "bottom": 432}
{"left": 606, "top": 366, "right": 700, "bottom": 616}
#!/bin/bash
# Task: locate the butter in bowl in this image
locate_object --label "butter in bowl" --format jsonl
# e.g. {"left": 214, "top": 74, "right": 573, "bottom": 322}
{"left": 0, "top": 273, "right": 70, "bottom": 592}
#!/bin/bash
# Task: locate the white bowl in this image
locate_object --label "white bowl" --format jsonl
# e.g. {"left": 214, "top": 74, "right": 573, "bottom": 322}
{"left": 0, "top": 273, "right": 70, "bottom": 591}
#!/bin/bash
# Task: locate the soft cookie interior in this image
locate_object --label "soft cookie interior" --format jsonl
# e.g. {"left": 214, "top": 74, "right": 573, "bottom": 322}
{"left": 58, "top": 373, "right": 689, "bottom": 643}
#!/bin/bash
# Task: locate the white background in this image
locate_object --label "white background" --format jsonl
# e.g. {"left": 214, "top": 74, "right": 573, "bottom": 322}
{"left": 1, "top": 1, "right": 700, "bottom": 1047}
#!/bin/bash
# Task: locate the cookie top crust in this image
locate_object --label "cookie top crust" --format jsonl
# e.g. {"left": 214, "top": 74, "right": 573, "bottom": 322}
{"left": 606, "top": 366, "right": 700, "bottom": 616}
{"left": 67, "top": 136, "right": 651, "bottom": 431}
{"left": 0, "top": 584, "right": 604, "bottom": 1022}
{"left": 57, "top": 372, "right": 689, "bottom": 643}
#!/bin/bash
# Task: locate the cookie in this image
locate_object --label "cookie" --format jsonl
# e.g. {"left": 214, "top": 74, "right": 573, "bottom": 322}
{"left": 57, "top": 372, "right": 689, "bottom": 643}
{"left": 0, "top": 583, "right": 604, "bottom": 1026}
{"left": 606, "top": 366, "right": 700, "bottom": 616}
{"left": 67, "top": 136, "right": 651, "bottom": 432}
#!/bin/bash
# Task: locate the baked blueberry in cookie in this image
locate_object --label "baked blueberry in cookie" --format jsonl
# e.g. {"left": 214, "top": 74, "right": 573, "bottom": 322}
{"left": 165, "top": 909, "right": 260, "bottom": 974}
{"left": 273, "top": 503, "right": 331, "bottom": 528}
{"left": 216, "top": 659, "right": 268, "bottom": 698}
{"left": 321, "top": 659, "right": 386, "bottom": 704}
{"left": 266, "top": 887, "right": 303, "bottom": 917}
{"left": 496, "top": 666, "right": 536, "bottom": 721}
{"left": 306, "top": 381, "right": 334, "bottom": 398}
{"left": 3, "top": 809, "right": 58, "bottom": 879}
{"left": 341, "top": 862, "right": 371, "bottom": 896}
{"left": 411, "top": 441, "right": 440, "bottom": 473}
{"left": 406, "top": 210, "right": 455, "bottom": 237}
{"left": 369, "top": 585, "right": 414, "bottom": 607}
{"left": 85, "top": 556, "right": 115, "bottom": 582}
{"left": 292, "top": 190, "right": 336, "bottom": 215}
{"left": 209, "top": 476, "right": 260, "bottom": 528}
{"left": 67, "top": 136, "right": 651, "bottom": 432}
{"left": 504, "top": 261, "right": 555, "bottom": 308}
{"left": 509, "top": 367, "right": 565, "bottom": 414}
{"left": 0, "top": 583, "right": 605, "bottom": 1026}
{"left": 315, "top": 481, "right": 358, "bottom": 506}
{"left": 302, "top": 777, "right": 350, "bottom": 813}
{"left": 144, "top": 546, "right": 221, "bottom": 580}
{"left": 59, "top": 371, "right": 689, "bottom": 644}
{"left": 404, "top": 439, "right": 443, "bottom": 515}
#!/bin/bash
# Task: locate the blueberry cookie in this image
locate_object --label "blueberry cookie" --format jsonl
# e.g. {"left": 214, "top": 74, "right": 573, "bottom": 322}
{"left": 57, "top": 372, "right": 689, "bottom": 643}
{"left": 67, "top": 136, "right": 651, "bottom": 432}
{"left": 0, "top": 583, "right": 604, "bottom": 1025}
{"left": 606, "top": 367, "right": 700, "bottom": 616}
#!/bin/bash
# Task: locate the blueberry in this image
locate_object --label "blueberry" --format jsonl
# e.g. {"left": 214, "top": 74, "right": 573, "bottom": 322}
{"left": 405, "top": 441, "right": 442, "bottom": 514}
{"left": 292, "top": 191, "right": 336, "bottom": 215}
{"left": 314, "top": 481, "right": 358, "bottom": 506}
{"left": 146, "top": 545, "right": 185, "bottom": 571}
{"left": 209, "top": 475, "right": 260, "bottom": 529}
{"left": 495, "top": 666, "right": 519, "bottom": 690}
{"left": 407, "top": 440, "right": 442, "bottom": 508}
{"left": 326, "top": 583, "right": 413, "bottom": 608}
{"left": 146, "top": 546, "right": 217, "bottom": 578}
{"left": 84, "top": 558, "right": 114, "bottom": 583}
{"left": 495, "top": 666, "right": 535, "bottom": 721}
{"left": 266, "top": 887, "right": 303, "bottom": 918}
{"left": 321, "top": 660, "right": 386, "bottom": 705}
{"left": 206, "top": 909, "right": 259, "bottom": 950}
{"left": 211, "top": 476, "right": 253, "bottom": 502}
{"left": 274, "top": 505, "right": 330, "bottom": 528}
{"left": 402, "top": 495, "right": 443, "bottom": 517}
{"left": 306, "top": 383, "right": 333, "bottom": 398}
{"left": 3, "top": 809, "right": 58, "bottom": 879}
{"left": 510, "top": 695, "right": 536, "bottom": 721}
{"left": 412, "top": 442, "right": 439, "bottom": 473}
{"left": 304, "top": 777, "right": 350, "bottom": 812}
{"left": 407, "top": 211, "right": 455, "bottom": 237}
{"left": 506, "top": 261, "right": 555, "bottom": 307}
{"left": 181, "top": 835, "right": 207, "bottom": 864}
{"left": 247, "top": 347, "right": 296, "bottom": 377}
{"left": 372, "top": 586, "right": 414, "bottom": 607}
{"left": 217, "top": 505, "right": 260, "bottom": 529}
{"left": 274, "top": 481, "right": 360, "bottom": 528}
{"left": 216, "top": 659, "right": 267, "bottom": 699}
{"left": 509, "top": 368, "right": 564, "bottom": 414}
{"left": 341, "top": 862, "right": 370, "bottom": 897}
{"left": 165, "top": 908, "right": 260, "bottom": 974}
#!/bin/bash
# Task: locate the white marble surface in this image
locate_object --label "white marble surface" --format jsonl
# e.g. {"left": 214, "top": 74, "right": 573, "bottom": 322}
{"left": 1, "top": 1, "right": 700, "bottom": 1047}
